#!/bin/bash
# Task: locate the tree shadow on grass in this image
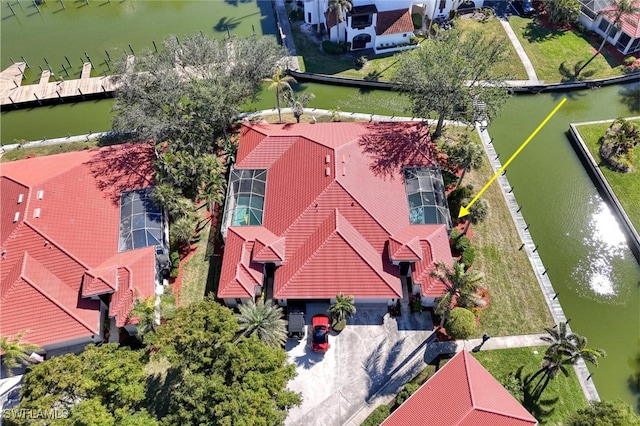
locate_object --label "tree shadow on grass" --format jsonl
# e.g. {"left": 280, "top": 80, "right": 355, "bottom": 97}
{"left": 521, "top": 19, "right": 565, "bottom": 43}
{"left": 559, "top": 61, "right": 595, "bottom": 82}
{"left": 513, "top": 367, "right": 558, "bottom": 423}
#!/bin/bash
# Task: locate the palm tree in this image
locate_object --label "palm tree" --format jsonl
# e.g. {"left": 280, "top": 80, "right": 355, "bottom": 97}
{"left": 0, "top": 331, "right": 41, "bottom": 377}
{"left": 128, "top": 296, "right": 158, "bottom": 342}
{"left": 442, "top": 138, "right": 485, "bottom": 188}
{"left": 430, "top": 260, "right": 484, "bottom": 328}
{"left": 567, "top": 333, "right": 606, "bottom": 367}
{"left": 328, "top": 0, "right": 353, "bottom": 43}
{"left": 283, "top": 89, "right": 316, "bottom": 123}
{"left": 236, "top": 299, "right": 288, "bottom": 348}
{"left": 264, "top": 67, "right": 296, "bottom": 124}
{"left": 328, "top": 293, "right": 356, "bottom": 323}
{"left": 578, "top": 0, "right": 640, "bottom": 74}
{"left": 170, "top": 212, "right": 198, "bottom": 247}
{"left": 462, "top": 198, "right": 490, "bottom": 235}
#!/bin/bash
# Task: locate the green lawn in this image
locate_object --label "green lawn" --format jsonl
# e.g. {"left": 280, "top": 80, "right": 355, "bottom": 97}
{"left": 1, "top": 140, "right": 98, "bottom": 162}
{"left": 289, "top": 15, "right": 528, "bottom": 80}
{"left": 454, "top": 17, "right": 528, "bottom": 80}
{"left": 575, "top": 119, "right": 640, "bottom": 233}
{"left": 508, "top": 16, "right": 625, "bottom": 82}
{"left": 473, "top": 347, "right": 588, "bottom": 424}
{"left": 457, "top": 128, "right": 554, "bottom": 337}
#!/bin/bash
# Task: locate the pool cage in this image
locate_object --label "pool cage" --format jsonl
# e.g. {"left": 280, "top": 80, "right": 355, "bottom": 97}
{"left": 579, "top": 0, "right": 610, "bottom": 20}
{"left": 403, "top": 166, "right": 452, "bottom": 232}
{"left": 221, "top": 167, "right": 267, "bottom": 240}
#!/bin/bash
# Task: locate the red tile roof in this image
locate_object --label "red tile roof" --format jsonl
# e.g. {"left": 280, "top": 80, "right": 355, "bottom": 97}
{"left": 376, "top": 9, "right": 414, "bottom": 36}
{"left": 382, "top": 351, "right": 538, "bottom": 426}
{"left": 219, "top": 123, "right": 453, "bottom": 301}
{"left": 0, "top": 144, "right": 158, "bottom": 348}
{"left": 602, "top": 2, "right": 640, "bottom": 38}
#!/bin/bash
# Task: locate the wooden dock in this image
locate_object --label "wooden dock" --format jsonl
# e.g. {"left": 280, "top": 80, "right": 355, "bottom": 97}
{"left": 0, "top": 59, "right": 133, "bottom": 108}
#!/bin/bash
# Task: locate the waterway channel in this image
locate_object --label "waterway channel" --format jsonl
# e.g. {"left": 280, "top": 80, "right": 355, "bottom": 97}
{"left": 1, "top": 0, "right": 639, "bottom": 412}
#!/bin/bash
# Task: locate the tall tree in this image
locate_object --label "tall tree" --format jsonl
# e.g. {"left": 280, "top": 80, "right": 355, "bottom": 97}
{"left": 0, "top": 332, "right": 40, "bottom": 377}
{"left": 283, "top": 89, "right": 316, "bottom": 123}
{"left": 393, "top": 29, "right": 512, "bottom": 139}
{"left": 16, "top": 344, "right": 153, "bottom": 425}
{"left": 579, "top": 0, "right": 640, "bottom": 74}
{"left": 328, "top": 293, "right": 357, "bottom": 323}
{"left": 329, "top": 0, "right": 353, "bottom": 43}
{"left": 543, "top": 0, "right": 581, "bottom": 26}
{"left": 236, "top": 299, "right": 288, "bottom": 348}
{"left": 264, "top": 67, "right": 296, "bottom": 124}
{"left": 430, "top": 260, "right": 484, "bottom": 327}
{"left": 149, "top": 299, "right": 301, "bottom": 425}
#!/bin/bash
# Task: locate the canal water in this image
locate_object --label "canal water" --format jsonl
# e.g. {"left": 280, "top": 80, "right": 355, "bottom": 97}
{"left": 1, "top": 0, "right": 639, "bottom": 410}
{"left": 487, "top": 85, "right": 640, "bottom": 409}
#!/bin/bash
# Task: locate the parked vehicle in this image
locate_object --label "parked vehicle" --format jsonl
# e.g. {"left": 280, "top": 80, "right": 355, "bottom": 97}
{"left": 287, "top": 303, "right": 306, "bottom": 340}
{"left": 311, "top": 314, "right": 330, "bottom": 352}
{"left": 522, "top": 0, "right": 534, "bottom": 15}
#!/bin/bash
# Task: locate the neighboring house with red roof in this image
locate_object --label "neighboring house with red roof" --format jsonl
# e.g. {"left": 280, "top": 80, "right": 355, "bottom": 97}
{"left": 219, "top": 122, "right": 453, "bottom": 307}
{"left": 382, "top": 351, "right": 538, "bottom": 426}
{"left": 579, "top": 0, "right": 640, "bottom": 54}
{"left": 304, "top": 0, "right": 485, "bottom": 52}
{"left": 0, "top": 144, "right": 168, "bottom": 356}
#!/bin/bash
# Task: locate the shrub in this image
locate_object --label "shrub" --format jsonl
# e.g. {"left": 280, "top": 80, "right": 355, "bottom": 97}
{"left": 461, "top": 245, "right": 476, "bottom": 267}
{"left": 447, "top": 186, "right": 473, "bottom": 222}
{"left": 450, "top": 228, "right": 463, "bottom": 243}
{"left": 361, "top": 405, "right": 391, "bottom": 426}
{"left": 624, "top": 56, "right": 637, "bottom": 66}
{"left": 288, "top": 8, "right": 303, "bottom": 21}
{"left": 170, "top": 250, "right": 180, "bottom": 266}
{"left": 355, "top": 55, "right": 368, "bottom": 69}
{"left": 322, "top": 40, "right": 348, "bottom": 55}
{"left": 395, "top": 381, "right": 420, "bottom": 406}
{"left": 411, "top": 12, "right": 422, "bottom": 29}
{"left": 454, "top": 235, "right": 471, "bottom": 252}
{"left": 446, "top": 307, "right": 476, "bottom": 339}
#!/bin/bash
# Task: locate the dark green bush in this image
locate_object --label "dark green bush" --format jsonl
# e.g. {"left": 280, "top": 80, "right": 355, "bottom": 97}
{"left": 624, "top": 56, "right": 637, "bottom": 66}
{"left": 355, "top": 55, "right": 368, "bottom": 68}
{"left": 450, "top": 228, "right": 462, "bottom": 242}
{"left": 395, "top": 381, "right": 420, "bottom": 406}
{"left": 361, "top": 405, "right": 391, "bottom": 426}
{"left": 446, "top": 307, "right": 476, "bottom": 339}
{"left": 461, "top": 245, "right": 476, "bottom": 268}
{"left": 447, "top": 186, "right": 473, "bottom": 222}
{"left": 322, "top": 40, "right": 348, "bottom": 55}
{"left": 411, "top": 13, "right": 422, "bottom": 29}
{"left": 454, "top": 235, "right": 471, "bottom": 252}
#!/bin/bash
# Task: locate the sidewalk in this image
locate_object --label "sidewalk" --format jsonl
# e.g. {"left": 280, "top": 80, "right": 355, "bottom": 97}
{"left": 498, "top": 17, "right": 540, "bottom": 83}
{"left": 273, "top": 0, "right": 300, "bottom": 71}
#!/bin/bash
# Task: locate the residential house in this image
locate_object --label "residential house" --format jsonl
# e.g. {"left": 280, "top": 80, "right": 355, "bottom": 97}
{"left": 0, "top": 144, "right": 168, "bottom": 357}
{"left": 218, "top": 122, "right": 453, "bottom": 308}
{"left": 382, "top": 350, "right": 539, "bottom": 426}
{"left": 303, "top": 0, "right": 484, "bottom": 52}
{"left": 579, "top": 0, "right": 640, "bottom": 54}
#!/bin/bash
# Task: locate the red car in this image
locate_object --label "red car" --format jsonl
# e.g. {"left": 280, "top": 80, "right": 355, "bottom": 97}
{"left": 311, "top": 314, "right": 330, "bottom": 352}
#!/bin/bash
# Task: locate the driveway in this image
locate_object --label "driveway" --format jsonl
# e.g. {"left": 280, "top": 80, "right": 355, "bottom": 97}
{"left": 285, "top": 303, "right": 434, "bottom": 426}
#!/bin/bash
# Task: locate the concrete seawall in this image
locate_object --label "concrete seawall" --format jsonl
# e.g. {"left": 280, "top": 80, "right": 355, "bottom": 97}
{"left": 568, "top": 120, "right": 640, "bottom": 263}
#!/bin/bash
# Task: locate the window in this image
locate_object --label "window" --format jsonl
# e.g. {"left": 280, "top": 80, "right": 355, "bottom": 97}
{"left": 616, "top": 32, "right": 631, "bottom": 51}
{"left": 439, "top": 0, "right": 446, "bottom": 13}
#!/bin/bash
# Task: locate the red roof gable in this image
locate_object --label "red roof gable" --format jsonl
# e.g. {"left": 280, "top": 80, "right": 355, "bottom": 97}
{"left": 376, "top": 9, "right": 414, "bottom": 36}
{"left": 382, "top": 351, "right": 538, "bottom": 426}
{"left": 219, "top": 123, "right": 453, "bottom": 300}
{"left": 0, "top": 144, "right": 158, "bottom": 348}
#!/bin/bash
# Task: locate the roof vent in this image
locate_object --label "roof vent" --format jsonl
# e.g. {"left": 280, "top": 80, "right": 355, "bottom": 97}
{"left": 325, "top": 167, "right": 330, "bottom": 176}
{"left": 33, "top": 208, "right": 41, "bottom": 218}
{"left": 13, "top": 212, "right": 20, "bottom": 223}
{"left": 37, "top": 190, "right": 44, "bottom": 200}
{"left": 17, "top": 194, "right": 24, "bottom": 204}
{"left": 325, "top": 155, "right": 330, "bottom": 164}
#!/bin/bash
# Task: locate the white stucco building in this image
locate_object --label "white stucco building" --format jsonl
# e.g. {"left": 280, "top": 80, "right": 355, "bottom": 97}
{"left": 579, "top": 0, "right": 640, "bottom": 54}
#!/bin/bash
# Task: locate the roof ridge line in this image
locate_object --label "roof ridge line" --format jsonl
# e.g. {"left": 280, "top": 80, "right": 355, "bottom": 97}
{"left": 20, "top": 258, "right": 98, "bottom": 335}
{"left": 334, "top": 180, "right": 393, "bottom": 235}
{"left": 23, "top": 221, "right": 90, "bottom": 270}
{"left": 334, "top": 212, "right": 401, "bottom": 296}
{"left": 0, "top": 255, "right": 25, "bottom": 304}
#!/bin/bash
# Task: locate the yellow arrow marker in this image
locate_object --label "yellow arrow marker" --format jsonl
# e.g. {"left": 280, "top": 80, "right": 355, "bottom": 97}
{"left": 459, "top": 97, "right": 567, "bottom": 218}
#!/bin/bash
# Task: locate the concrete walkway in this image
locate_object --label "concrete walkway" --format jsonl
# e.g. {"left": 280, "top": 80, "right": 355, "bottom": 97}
{"left": 273, "top": 0, "right": 301, "bottom": 71}
{"left": 498, "top": 17, "right": 540, "bottom": 83}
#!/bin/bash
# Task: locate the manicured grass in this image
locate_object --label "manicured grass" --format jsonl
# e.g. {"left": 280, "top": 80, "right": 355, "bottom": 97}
{"left": 1, "top": 140, "right": 98, "bottom": 162}
{"left": 508, "top": 16, "right": 625, "bottom": 82}
{"left": 178, "top": 206, "right": 220, "bottom": 306}
{"left": 455, "top": 127, "right": 554, "bottom": 336}
{"left": 454, "top": 17, "right": 528, "bottom": 80}
{"left": 289, "top": 15, "right": 528, "bottom": 80}
{"left": 575, "top": 119, "right": 640, "bottom": 233}
{"left": 473, "top": 347, "right": 588, "bottom": 424}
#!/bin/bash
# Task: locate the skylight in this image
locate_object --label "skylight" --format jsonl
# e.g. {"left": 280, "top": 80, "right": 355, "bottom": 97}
{"left": 118, "top": 188, "right": 164, "bottom": 252}
{"left": 403, "top": 167, "right": 452, "bottom": 231}
{"left": 221, "top": 168, "right": 267, "bottom": 238}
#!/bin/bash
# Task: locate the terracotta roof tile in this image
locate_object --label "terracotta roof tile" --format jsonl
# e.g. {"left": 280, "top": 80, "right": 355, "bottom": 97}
{"left": 376, "top": 9, "right": 414, "bottom": 36}
{"left": 382, "top": 351, "right": 538, "bottom": 426}
{"left": 602, "top": 3, "right": 640, "bottom": 38}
